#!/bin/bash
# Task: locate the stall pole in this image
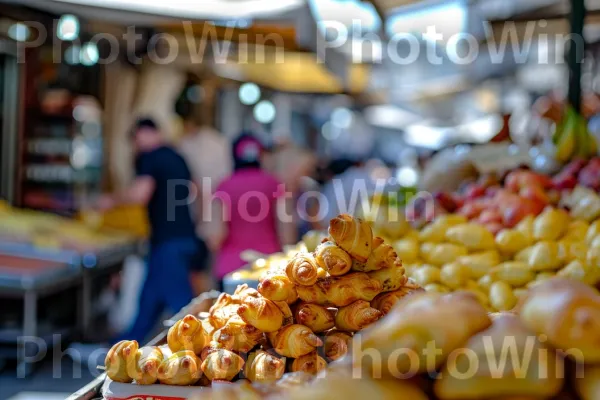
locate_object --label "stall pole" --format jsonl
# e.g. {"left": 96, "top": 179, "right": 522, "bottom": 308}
{"left": 568, "top": 0, "right": 586, "bottom": 112}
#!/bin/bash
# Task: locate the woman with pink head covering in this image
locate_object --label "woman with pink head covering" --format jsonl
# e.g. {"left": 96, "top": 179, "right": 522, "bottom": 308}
{"left": 207, "top": 133, "right": 296, "bottom": 291}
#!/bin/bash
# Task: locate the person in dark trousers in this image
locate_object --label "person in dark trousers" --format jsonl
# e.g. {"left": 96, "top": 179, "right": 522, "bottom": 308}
{"left": 98, "top": 118, "right": 206, "bottom": 343}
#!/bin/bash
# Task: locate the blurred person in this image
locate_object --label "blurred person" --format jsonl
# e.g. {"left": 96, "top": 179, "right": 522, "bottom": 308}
{"left": 98, "top": 118, "right": 207, "bottom": 343}
{"left": 208, "top": 133, "right": 296, "bottom": 290}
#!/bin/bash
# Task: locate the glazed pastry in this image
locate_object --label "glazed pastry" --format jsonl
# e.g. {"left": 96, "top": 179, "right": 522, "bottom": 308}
{"left": 371, "top": 280, "right": 425, "bottom": 315}
{"left": 518, "top": 278, "right": 600, "bottom": 363}
{"left": 214, "top": 315, "right": 263, "bottom": 353}
{"left": 357, "top": 291, "right": 491, "bottom": 377}
{"left": 275, "top": 301, "right": 294, "bottom": 326}
{"left": 209, "top": 304, "right": 241, "bottom": 330}
{"left": 324, "top": 330, "right": 353, "bottom": 362}
{"left": 244, "top": 350, "right": 286, "bottom": 383}
{"left": 157, "top": 350, "right": 202, "bottom": 386}
{"left": 232, "top": 284, "right": 259, "bottom": 303}
{"left": 353, "top": 237, "right": 398, "bottom": 272}
{"left": 367, "top": 264, "right": 407, "bottom": 292}
{"left": 335, "top": 300, "right": 382, "bottom": 332}
{"left": 105, "top": 340, "right": 134, "bottom": 383}
{"left": 329, "top": 214, "right": 373, "bottom": 263}
{"left": 434, "top": 314, "right": 563, "bottom": 399}
{"left": 258, "top": 270, "right": 297, "bottom": 302}
{"left": 286, "top": 253, "right": 320, "bottom": 286}
{"left": 296, "top": 272, "right": 383, "bottom": 307}
{"left": 167, "top": 314, "right": 206, "bottom": 355}
{"left": 210, "top": 293, "right": 234, "bottom": 314}
{"left": 294, "top": 302, "right": 335, "bottom": 333}
{"left": 269, "top": 324, "right": 323, "bottom": 358}
{"left": 290, "top": 351, "right": 327, "bottom": 375}
{"left": 201, "top": 318, "right": 216, "bottom": 345}
{"left": 200, "top": 349, "right": 245, "bottom": 382}
{"left": 238, "top": 294, "right": 283, "bottom": 333}
{"left": 315, "top": 240, "right": 352, "bottom": 276}
{"left": 123, "top": 342, "right": 163, "bottom": 385}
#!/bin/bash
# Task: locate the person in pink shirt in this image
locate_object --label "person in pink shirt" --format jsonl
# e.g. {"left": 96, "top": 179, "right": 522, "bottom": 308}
{"left": 207, "top": 134, "right": 296, "bottom": 290}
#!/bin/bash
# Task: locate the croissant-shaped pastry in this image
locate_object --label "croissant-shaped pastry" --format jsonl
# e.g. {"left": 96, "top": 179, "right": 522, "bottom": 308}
{"left": 258, "top": 270, "right": 298, "bottom": 302}
{"left": 210, "top": 293, "right": 234, "bottom": 314}
{"left": 210, "top": 304, "right": 241, "bottom": 330}
{"left": 167, "top": 314, "right": 206, "bottom": 355}
{"left": 286, "top": 253, "right": 320, "bottom": 286}
{"left": 232, "top": 284, "right": 259, "bottom": 303}
{"left": 296, "top": 272, "right": 383, "bottom": 307}
{"left": 157, "top": 350, "right": 202, "bottom": 386}
{"left": 353, "top": 237, "right": 398, "bottom": 272}
{"left": 371, "top": 280, "right": 425, "bottom": 315}
{"left": 275, "top": 301, "right": 294, "bottom": 326}
{"left": 105, "top": 340, "right": 134, "bottom": 383}
{"left": 434, "top": 314, "right": 563, "bottom": 399}
{"left": 518, "top": 278, "right": 600, "bottom": 363}
{"left": 357, "top": 291, "right": 491, "bottom": 377}
{"left": 238, "top": 294, "right": 283, "bottom": 333}
{"left": 335, "top": 300, "right": 382, "bottom": 332}
{"left": 324, "top": 330, "right": 353, "bottom": 362}
{"left": 123, "top": 342, "right": 163, "bottom": 385}
{"left": 244, "top": 350, "right": 286, "bottom": 383}
{"left": 200, "top": 349, "right": 245, "bottom": 382}
{"left": 294, "top": 302, "right": 335, "bottom": 333}
{"left": 290, "top": 351, "right": 327, "bottom": 375}
{"left": 367, "top": 264, "right": 407, "bottom": 292}
{"left": 269, "top": 324, "right": 323, "bottom": 358}
{"left": 315, "top": 240, "right": 352, "bottom": 276}
{"left": 214, "top": 315, "right": 263, "bottom": 353}
{"left": 329, "top": 214, "right": 373, "bottom": 263}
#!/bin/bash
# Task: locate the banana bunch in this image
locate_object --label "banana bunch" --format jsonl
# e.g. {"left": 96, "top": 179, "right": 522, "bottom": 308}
{"left": 553, "top": 107, "right": 598, "bottom": 162}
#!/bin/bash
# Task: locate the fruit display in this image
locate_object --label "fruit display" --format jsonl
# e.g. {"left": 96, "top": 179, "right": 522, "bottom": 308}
{"left": 0, "top": 202, "right": 133, "bottom": 251}
{"left": 553, "top": 107, "right": 598, "bottom": 162}
{"left": 398, "top": 207, "right": 600, "bottom": 312}
{"left": 106, "top": 214, "right": 419, "bottom": 387}
{"left": 183, "top": 278, "right": 600, "bottom": 399}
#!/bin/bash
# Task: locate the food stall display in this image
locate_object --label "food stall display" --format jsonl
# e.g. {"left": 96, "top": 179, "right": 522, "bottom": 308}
{"left": 103, "top": 214, "right": 414, "bottom": 396}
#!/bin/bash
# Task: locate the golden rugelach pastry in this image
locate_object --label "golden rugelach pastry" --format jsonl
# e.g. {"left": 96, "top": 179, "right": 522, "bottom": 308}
{"left": 287, "top": 372, "right": 428, "bottom": 400}
{"left": 294, "top": 302, "right": 335, "bottom": 333}
{"left": 357, "top": 291, "right": 491, "bottom": 377}
{"left": 167, "top": 314, "right": 206, "bottom": 355}
{"left": 335, "top": 300, "right": 382, "bottom": 332}
{"left": 269, "top": 324, "right": 323, "bottom": 358}
{"left": 258, "top": 269, "right": 298, "bottom": 303}
{"left": 575, "top": 364, "right": 600, "bottom": 400}
{"left": 210, "top": 292, "right": 234, "bottom": 313}
{"left": 157, "top": 350, "right": 203, "bottom": 386}
{"left": 286, "top": 253, "right": 320, "bottom": 286}
{"left": 214, "top": 315, "right": 263, "bottom": 353}
{"left": 371, "top": 279, "right": 425, "bottom": 315}
{"left": 200, "top": 349, "right": 245, "bottom": 382}
{"left": 290, "top": 351, "right": 327, "bottom": 375}
{"left": 329, "top": 214, "right": 373, "bottom": 263}
{"left": 435, "top": 314, "right": 564, "bottom": 399}
{"left": 314, "top": 240, "right": 352, "bottom": 276}
{"left": 353, "top": 237, "right": 398, "bottom": 272}
{"left": 209, "top": 304, "right": 240, "bottom": 330}
{"left": 324, "top": 330, "right": 353, "bottom": 362}
{"left": 238, "top": 294, "right": 283, "bottom": 333}
{"left": 367, "top": 264, "right": 407, "bottom": 292}
{"left": 105, "top": 340, "right": 135, "bottom": 383}
{"left": 231, "top": 284, "right": 259, "bottom": 303}
{"left": 244, "top": 350, "right": 286, "bottom": 383}
{"left": 296, "top": 272, "right": 383, "bottom": 307}
{"left": 519, "top": 278, "right": 600, "bottom": 364}
{"left": 123, "top": 342, "right": 163, "bottom": 385}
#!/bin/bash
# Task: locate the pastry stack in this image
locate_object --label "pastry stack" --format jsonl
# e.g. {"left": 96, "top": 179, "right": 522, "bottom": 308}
{"left": 104, "top": 214, "right": 421, "bottom": 387}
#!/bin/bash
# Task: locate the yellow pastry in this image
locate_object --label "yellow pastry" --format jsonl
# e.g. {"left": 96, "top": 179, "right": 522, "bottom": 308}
{"left": 367, "top": 264, "right": 407, "bottom": 292}
{"left": 286, "top": 253, "right": 320, "bottom": 286}
{"left": 105, "top": 340, "right": 134, "bottom": 383}
{"left": 296, "top": 272, "right": 382, "bottom": 307}
{"left": 157, "top": 350, "right": 202, "bottom": 386}
{"left": 200, "top": 349, "right": 245, "bottom": 382}
{"left": 214, "top": 315, "right": 263, "bottom": 353}
{"left": 353, "top": 237, "right": 399, "bottom": 272}
{"left": 329, "top": 214, "right": 373, "bottom": 262}
{"left": 237, "top": 294, "right": 283, "bottom": 333}
{"left": 258, "top": 269, "right": 297, "bottom": 302}
{"left": 123, "top": 342, "right": 163, "bottom": 385}
{"left": 314, "top": 240, "right": 352, "bottom": 276}
{"left": 294, "top": 302, "right": 335, "bottom": 333}
{"left": 323, "top": 330, "right": 353, "bottom": 361}
{"left": 335, "top": 300, "right": 382, "bottom": 332}
{"left": 167, "top": 314, "right": 206, "bottom": 355}
{"left": 370, "top": 280, "right": 425, "bottom": 315}
{"left": 290, "top": 351, "right": 327, "bottom": 375}
{"left": 244, "top": 350, "right": 286, "bottom": 383}
{"left": 269, "top": 324, "right": 323, "bottom": 358}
